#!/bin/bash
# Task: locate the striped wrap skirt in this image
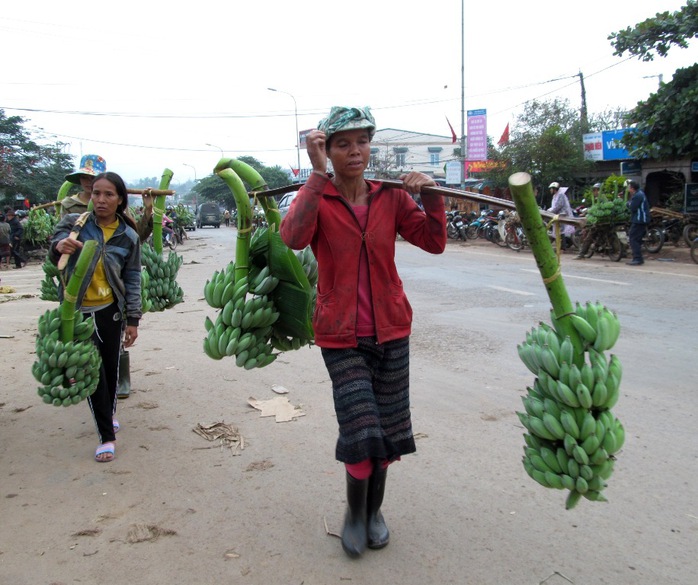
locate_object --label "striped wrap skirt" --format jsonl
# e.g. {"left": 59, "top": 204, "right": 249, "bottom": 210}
{"left": 320, "top": 336, "right": 415, "bottom": 464}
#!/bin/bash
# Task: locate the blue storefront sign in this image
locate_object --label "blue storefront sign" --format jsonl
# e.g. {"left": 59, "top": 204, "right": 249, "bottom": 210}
{"left": 583, "top": 128, "right": 632, "bottom": 161}
{"left": 601, "top": 129, "right": 630, "bottom": 161}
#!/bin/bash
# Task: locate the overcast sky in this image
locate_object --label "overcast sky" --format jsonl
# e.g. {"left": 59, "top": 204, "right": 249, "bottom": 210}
{"left": 2, "top": 0, "right": 695, "bottom": 184}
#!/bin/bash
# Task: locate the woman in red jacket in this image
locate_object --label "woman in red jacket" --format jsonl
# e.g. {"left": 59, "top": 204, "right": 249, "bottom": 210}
{"left": 280, "top": 106, "right": 446, "bottom": 558}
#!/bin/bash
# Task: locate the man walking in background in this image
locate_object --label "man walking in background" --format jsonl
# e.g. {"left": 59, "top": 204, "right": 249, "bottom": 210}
{"left": 5, "top": 208, "right": 26, "bottom": 268}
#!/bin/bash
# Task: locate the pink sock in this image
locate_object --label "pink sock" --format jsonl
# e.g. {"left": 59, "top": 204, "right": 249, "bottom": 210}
{"left": 345, "top": 459, "right": 373, "bottom": 480}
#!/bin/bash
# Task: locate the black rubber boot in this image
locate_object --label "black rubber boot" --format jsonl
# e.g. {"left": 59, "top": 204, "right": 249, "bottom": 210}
{"left": 117, "top": 350, "right": 131, "bottom": 399}
{"left": 367, "top": 465, "right": 390, "bottom": 549}
{"left": 341, "top": 472, "right": 368, "bottom": 558}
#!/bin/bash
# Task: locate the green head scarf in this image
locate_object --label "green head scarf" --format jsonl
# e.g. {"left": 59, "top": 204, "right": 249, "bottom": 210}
{"left": 317, "top": 106, "right": 376, "bottom": 141}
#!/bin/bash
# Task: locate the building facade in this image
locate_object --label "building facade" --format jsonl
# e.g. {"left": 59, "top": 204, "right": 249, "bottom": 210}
{"left": 365, "top": 128, "right": 457, "bottom": 179}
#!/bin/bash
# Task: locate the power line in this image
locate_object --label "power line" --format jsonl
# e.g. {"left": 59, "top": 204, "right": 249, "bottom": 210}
{"left": 1, "top": 60, "right": 633, "bottom": 122}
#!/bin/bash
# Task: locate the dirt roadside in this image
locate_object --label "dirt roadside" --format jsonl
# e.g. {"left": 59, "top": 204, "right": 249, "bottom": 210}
{"left": 0, "top": 229, "right": 695, "bottom": 585}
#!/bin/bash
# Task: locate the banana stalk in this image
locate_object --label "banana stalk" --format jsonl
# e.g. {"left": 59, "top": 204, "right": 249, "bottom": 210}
{"left": 216, "top": 167, "right": 253, "bottom": 283}
{"left": 152, "top": 168, "right": 174, "bottom": 256}
{"left": 214, "top": 158, "right": 282, "bottom": 230}
{"left": 60, "top": 240, "right": 97, "bottom": 343}
{"left": 508, "top": 172, "right": 584, "bottom": 366}
{"left": 55, "top": 181, "right": 73, "bottom": 215}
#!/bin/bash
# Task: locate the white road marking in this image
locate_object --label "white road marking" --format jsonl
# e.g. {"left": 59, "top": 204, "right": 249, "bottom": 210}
{"left": 520, "top": 269, "right": 629, "bottom": 286}
{"left": 488, "top": 285, "right": 536, "bottom": 296}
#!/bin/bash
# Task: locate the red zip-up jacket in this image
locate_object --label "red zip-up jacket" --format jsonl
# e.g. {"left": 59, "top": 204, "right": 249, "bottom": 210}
{"left": 280, "top": 172, "right": 446, "bottom": 348}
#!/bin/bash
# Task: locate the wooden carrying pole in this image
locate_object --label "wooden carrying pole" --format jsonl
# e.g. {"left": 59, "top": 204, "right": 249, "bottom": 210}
{"left": 251, "top": 180, "right": 584, "bottom": 226}
{"left": 32, "top": 188, "right": 176, "bottom": 212}
{"left": 127, "top": 188, "right": 175, "bottom": 196}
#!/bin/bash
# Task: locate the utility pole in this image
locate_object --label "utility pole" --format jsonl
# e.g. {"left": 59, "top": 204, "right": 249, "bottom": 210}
{"left": 579, "top": 71, "right": 589, "bottom": 135}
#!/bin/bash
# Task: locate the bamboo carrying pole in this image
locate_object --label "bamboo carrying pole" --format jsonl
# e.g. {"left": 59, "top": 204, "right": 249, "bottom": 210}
{"left": 508, "top": 172, "right": 584, "bottom": 366}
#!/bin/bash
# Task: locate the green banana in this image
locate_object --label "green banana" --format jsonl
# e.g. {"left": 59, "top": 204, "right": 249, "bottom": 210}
{"left": 569, "top": 313, "right": 597, "bottom": 345}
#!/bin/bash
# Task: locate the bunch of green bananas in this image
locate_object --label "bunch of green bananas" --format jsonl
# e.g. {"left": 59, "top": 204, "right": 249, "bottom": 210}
{"left": 140, "top": 242, "right": 184, "bottom": 311}
{"left": 295, "top": 246, "right": 318, "bottom": 288}
{"left": 585, "top": 198, "right": 630, "bottom": 225}
{"left": 39, "top": 257, "right": 60, "bottom": 302}
{"left": 203, "top": 239, "right": 317, "bottom": 367}
{"left": 31, "top": 307, "right": 101, "bottom": 407}
{"left": 516, "top": 302, "right": 625, "bottom": 509}
{"left": 203, "top": 262, "right": 281, "bottom": 368}
{"left": 140, "top": 267, "right": 153, "bottom": 313}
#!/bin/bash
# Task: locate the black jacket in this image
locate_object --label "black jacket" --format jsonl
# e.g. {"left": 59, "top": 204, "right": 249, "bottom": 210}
{"left": 8, "top": 216, "right": 23, "bottom": 244}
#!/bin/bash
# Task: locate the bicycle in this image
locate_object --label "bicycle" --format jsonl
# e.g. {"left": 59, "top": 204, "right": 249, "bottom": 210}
{"left": 503, "top": 215, "right": 527, "bottom": 251}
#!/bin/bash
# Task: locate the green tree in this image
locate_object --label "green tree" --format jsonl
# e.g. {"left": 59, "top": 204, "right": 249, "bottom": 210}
{"left": 609, "top": 1, "right": 698, "bottom": 158}
{"left": 482, "top": 98, "right": 593, "bottom": 202}
{"left": 236, "top": 156, "right": 291, "bottom": 189}
{"left": 192, "top": 156, "right": 295, "bottom": 210}
{"left": 0, "top": 109, "right": 74, "bottom": 207}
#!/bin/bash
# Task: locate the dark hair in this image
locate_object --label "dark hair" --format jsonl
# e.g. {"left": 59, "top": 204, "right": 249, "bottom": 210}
{"left": 93, "top": 171, "right": 137, "bottom": 231}
{"left": 627, "top": 180, "right": 640, "bottom": 191}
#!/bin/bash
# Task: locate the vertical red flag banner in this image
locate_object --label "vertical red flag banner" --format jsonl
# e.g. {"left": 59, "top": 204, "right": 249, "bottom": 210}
{"left": 445, "top": 117, "right": 458, "bottom": 144}
{"left": 498, "top": 123, "right": 510, "bottom": 147}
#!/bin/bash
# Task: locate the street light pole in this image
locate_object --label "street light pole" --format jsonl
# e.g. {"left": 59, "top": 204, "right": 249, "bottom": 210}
{"left": 206, "top": 143, "right": 224, "bottom": 157}
{"left": 460, "top": 0, "right": 466, "bottom": 191}
{"left": 268, "top": 87, "right": 301, "bottom": 180}
{"left": 183, "top": 163, "right": 197, "bottom": 182}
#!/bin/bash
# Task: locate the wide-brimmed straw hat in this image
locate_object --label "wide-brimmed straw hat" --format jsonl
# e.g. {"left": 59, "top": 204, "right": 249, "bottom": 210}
{"left": 65, "top": 154, "right": 107, "bottom": 184}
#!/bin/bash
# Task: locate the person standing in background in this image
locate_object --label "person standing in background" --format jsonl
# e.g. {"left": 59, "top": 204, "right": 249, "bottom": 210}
{"left": 626, "top": 180, "right": 650, "bottom": 266}
{"left": 0, "top": 212, "right": 11, "bottom": 269}
{"left": 61, "top": 155, "right": 107, "bottom": 217}
{"left": 5, "top": 208, "right": 26, "bottom": 268}
{"left": 547, "top": 182, "right": 576, "bottom": 250}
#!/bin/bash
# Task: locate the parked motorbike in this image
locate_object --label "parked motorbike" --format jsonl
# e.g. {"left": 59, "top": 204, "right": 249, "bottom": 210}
{"left": 483, "top": 211, "right": 507, "bottom": 247}
{"left": 465, "top": 209, "right": 494, "bottom": 240}
{"left": 446, "top": 210, "right": 468, "bottom": 241}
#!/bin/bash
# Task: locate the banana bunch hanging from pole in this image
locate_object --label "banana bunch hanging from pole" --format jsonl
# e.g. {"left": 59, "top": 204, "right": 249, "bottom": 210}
{"left": 31, "top": 241, "right": 102, "bottom": 407}
{"left": 140, "top": 242, "right": 183, "bottom": 311}
{"left": 202, "top": 158, "right": 315, "bottom": 368}
{"left": 509, "top": 173, "right": 626, "bottom": 510}
{"left": 39, "top": 257, "right": 61, "bottom": 302}
{"left": 140, "top": 170, "right": 184, "bottom": 312}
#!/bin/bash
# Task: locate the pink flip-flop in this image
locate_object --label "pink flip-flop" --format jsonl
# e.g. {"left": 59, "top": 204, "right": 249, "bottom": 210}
{"left": 95, "top": 442, "right": 115, "bottom": 462}
{"left": 113, "top": 419, "right": 120, "bottom": 433}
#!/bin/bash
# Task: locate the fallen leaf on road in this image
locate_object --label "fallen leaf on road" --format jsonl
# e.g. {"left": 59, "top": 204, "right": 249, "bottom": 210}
{"left": 193, "top": 421, "right": 245, "bottom": 454}
{"left": 248, "top": 396, "right": 306, "bottom": 422}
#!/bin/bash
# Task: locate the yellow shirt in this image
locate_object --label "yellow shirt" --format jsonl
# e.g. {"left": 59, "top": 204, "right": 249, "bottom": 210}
{"left": 82, "top": 219, "right": 119, "bottom": 307}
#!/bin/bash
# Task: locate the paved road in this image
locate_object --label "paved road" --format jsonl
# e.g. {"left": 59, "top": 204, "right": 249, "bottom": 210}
{"left": 1, "top": 226, "right": 696, "bottom": 585}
